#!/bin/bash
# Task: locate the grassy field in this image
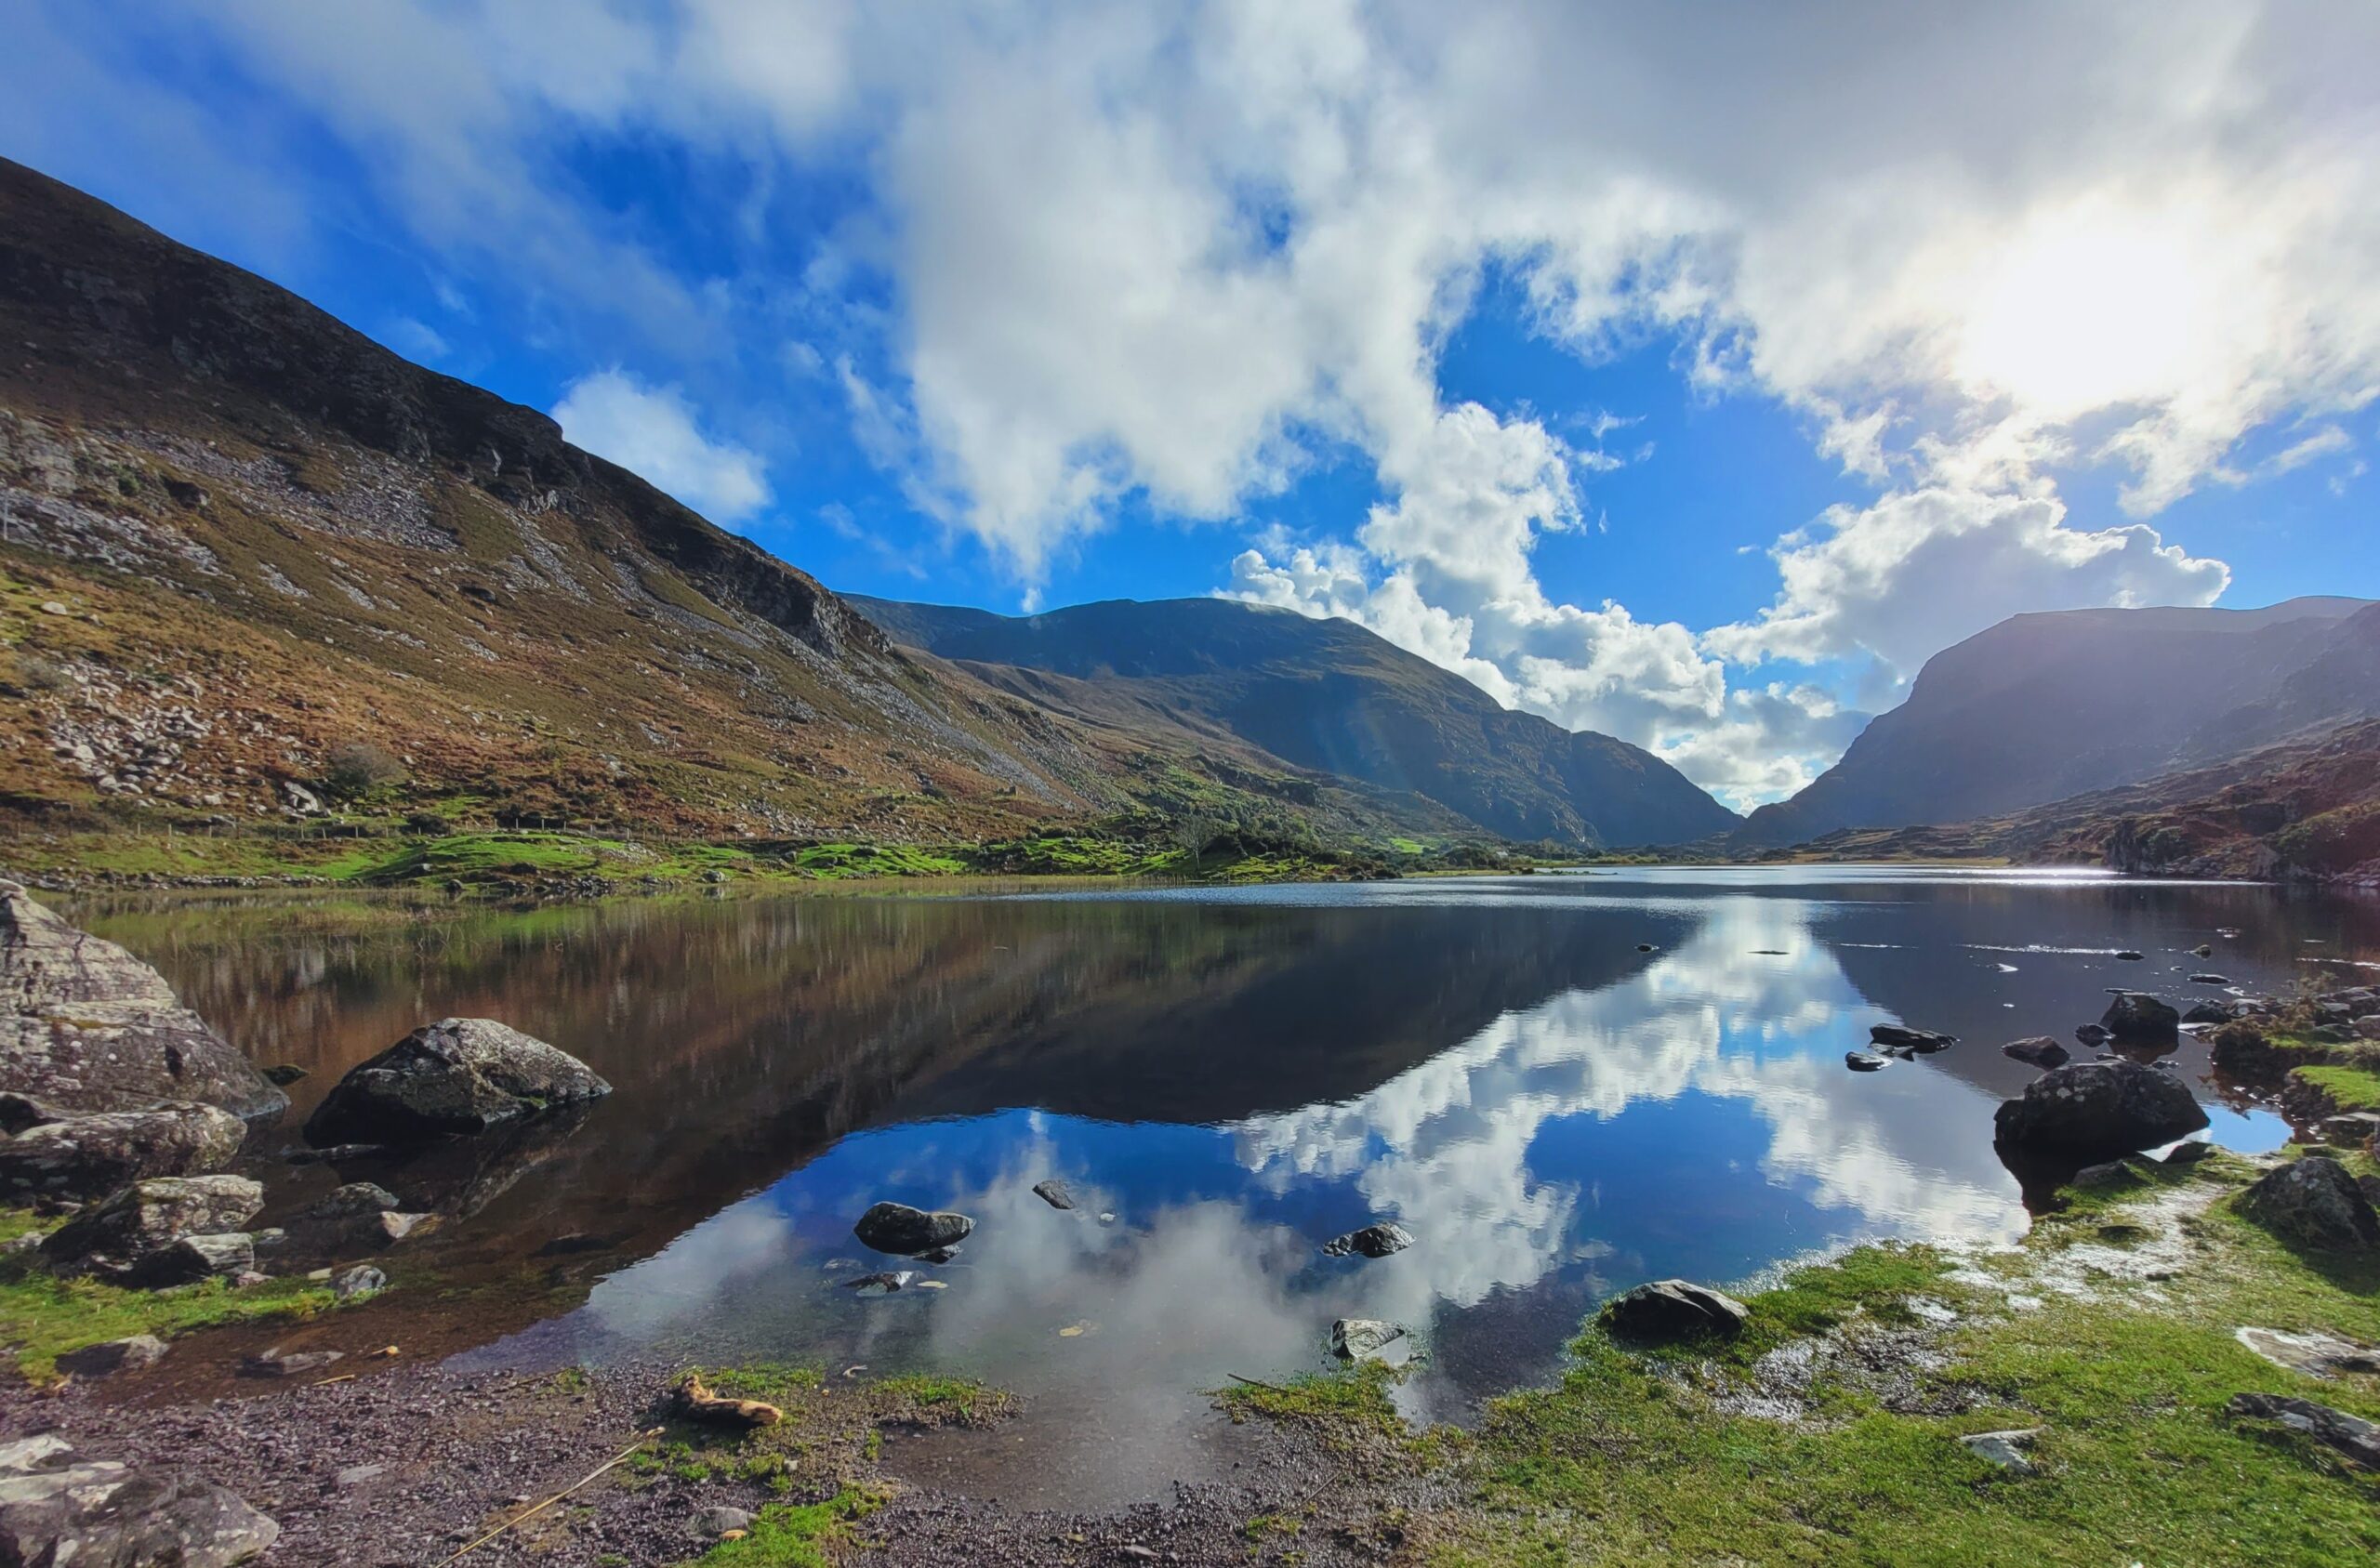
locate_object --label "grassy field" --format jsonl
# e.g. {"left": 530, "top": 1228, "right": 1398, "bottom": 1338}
{"left": 1223, "top": 1147, "right": 2380, "bottom": 1567}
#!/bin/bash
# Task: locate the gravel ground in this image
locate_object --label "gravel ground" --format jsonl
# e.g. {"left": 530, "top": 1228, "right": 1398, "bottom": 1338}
{"left": 0, "top": 1359, "right": 1436, "bottom": 1567}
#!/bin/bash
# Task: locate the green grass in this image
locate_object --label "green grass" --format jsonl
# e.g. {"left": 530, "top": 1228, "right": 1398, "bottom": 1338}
{"left": 0, "top": 1224, "right": 339, "bottom": 1380}
{"left": 687, "top": 1486, "right": 886, "bottom": 1566}
{"left": 2293, "top": 1062, "right": 2380, "bottom": 1113}
{"left": 869, "top": 1373, "right": 996, "bottom": 1419}
{"left": 1427, "top": 1158, "right": 2380, "bottom": 1566}
{"left": 1218, "top": 1364, "right": 1409, "bottom": 1443}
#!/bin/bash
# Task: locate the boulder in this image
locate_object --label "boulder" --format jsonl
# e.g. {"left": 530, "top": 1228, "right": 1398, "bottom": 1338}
{"left": 1330, "top": 1319, "right": 1409, "bottom": 1362}
{"left": 0, "top": 881, "right": 284, "bottom": 1118}
{"left": 2101, "top": 993, "right": 2180, "bottom": 1042}
{"left": 40, "top": 1175, "right": 265, "bottom": 1276}
{"left": 1844, "top": 1050, "right": 1890, "bottom": 1072}
{"left": 1323, "top": 1221, "right": 1415, "bottom": 1259}
{"left": 2227, "top": 1393, "right": 2380, "bottom": 1469}
{"left": 2002, "top": 1036, "right": 2069, "bottom": 1068}
{"left": 2356, "top": 1016, "right": 2380, "bottom": 1043}
{"left": 2316, "top": 1112, "right": 2380, "bottom": 1149}
{"left": 0, "top": 1100, "right": 245, "bottom": 1201}
{"left": 54, "top": 1335, "right": 169, "bottom": 1378}
{"left": 853, "top": 1202, "right": 973, "bottom": 1257}
{"left": 0, "top": 1435, "right": 279, "bottom": 1567}
{"left": 2239, "top": 1157, "right": 2380, "bottom": 1251}
{"left": 332, "top": 1264, "right": 387, "bottom": 1300}
{"left": 2162, "top": 1140, "right": 2216, "bottom": 1166}
{"left": 1991, "top": 1061, "right": 2209, "bottom": 1160}
{"left": 125, "top": 1232, "right": 255, "bottom": 1288}
{"left": 1871, "top": 1025, "right": 1955, "bottom": 1053}
{"left": 1031, "top": 1179, "right": 1076, "bottom": 1210}
{"left": 1600, "top": 1279, "right": 1750, "bottom": 1342}
{"left": 305, "top": 1181, "right": 401, "bottom": 1219}
{"left": 2182, "top": 1001, "right": 2232, "bottom": 1025}
{"left": 303, "top": 1018, "right": 610, "bottom": 1146}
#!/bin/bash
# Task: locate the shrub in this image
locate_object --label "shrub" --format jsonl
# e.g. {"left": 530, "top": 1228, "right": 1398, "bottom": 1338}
{"left": 323, "top": 741, "right": 405, "bottom": 798}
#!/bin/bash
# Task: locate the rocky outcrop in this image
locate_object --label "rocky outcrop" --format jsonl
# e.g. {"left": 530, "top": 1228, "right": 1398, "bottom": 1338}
{"left": 1871, "top": 1025, "right": 1955, "bottom": 1053}
{"left": 2240, "top": 1157, "right": 2380, "bottom": 1251}
{"left": 39, "top": 1173, "right": 264, "bottom": 1277}
{"left": 0, "top": 1434, "right": 278, "bottom": 1567}
{"left": 303, "top": 1018, "right": 610, "bottom": 1146}
{"left": 0, "top": 1100, "right": 245, "bottom": 1201}
{"left": 1992, "top": 1060, "right": 2209, "bottom": 1159}
{"left": 1599, "top": 1280, "right": 1750, "bottom": 1342}
{"left": 0, "top": 881, "right": 283, "bottom": 1118}
{"left": 852, "top": 1202, "right": 974, "bottom": 1257}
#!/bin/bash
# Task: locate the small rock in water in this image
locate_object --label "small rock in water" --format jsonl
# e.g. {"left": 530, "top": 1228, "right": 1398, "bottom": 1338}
{"left": 1870, "top": 1024, "right": 1955, "bottom": 1053}
{"left": 1635, "top": 942, "right": 1655, "bottom": 953}
{"left": 853, "top": 1202, "right": 974, "bottom": 1257}
{"left": 1600, "top": 1279, "right": 1749, "bottom": 1343}
{"left": 1844, "top": 1050, "right": 1890, "bottom": 1073}
{"left": 240, "top": 1347, "right": 344, "bottom": 1378}
{"left": 2002, "top": 1036, "right": 2069, "bottom": 1068}
{"left": 2227, "top": 1392, "right": 2380, "bottom": 1469}
{"left": 2101, "top": 992, "right": 2181, "bottom": 1042}
{"left": 1322, "top": 1221, "right": 1414, "bottom": 1259}
{"left": 916, "top": 1245, "right": 961, "bottom": 1264}
{"left": 2191, "top": 943, "right": 2214, "bottom": 957}
{"left": 1031, "top": 1179, "right": 1076, "bottom": 1211}
{"left": 2114, "top": 950, "right": 2145, "bottom": 961}
{"left": 2074, "top": 1023, "right": 2112, "bottom": 1047}
{"left": 1330, "top": 1318, "right": 1408, "bottom": 1362}
{"left": 847, "top": 1271, "right": 919, "bottom": 1295}
{"left": 303, "top": 1017, "right": 610, "bottom": 1146}
{"left": 54, "top": 1335, "right": 169, "bottom": 1379}
{"left": 1958, "top": 1428, "right": 2041, "bottom": 1475}
{"left": 263, "top": 1064, "right": 310, "bottom": 1087}
{"left": 2188, "top": 973, "right": 2231, "bottom": 985}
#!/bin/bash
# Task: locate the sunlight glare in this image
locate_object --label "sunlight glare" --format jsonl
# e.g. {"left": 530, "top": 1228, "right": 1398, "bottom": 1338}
{"left": 1955, "top": 217, "right": 2205, "bottom": 417}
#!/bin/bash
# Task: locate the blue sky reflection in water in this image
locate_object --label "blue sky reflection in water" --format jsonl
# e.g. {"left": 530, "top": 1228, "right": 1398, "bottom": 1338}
{"left": 84, "top": 867, "right": 2367, "bottom": 1508}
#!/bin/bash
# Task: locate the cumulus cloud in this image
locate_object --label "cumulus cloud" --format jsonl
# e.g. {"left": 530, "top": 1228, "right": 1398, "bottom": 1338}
{"left": 22, "top": 0, "right": 2380, "bottom": 801}
{"left": 553, "top": 370, "right": 772, "bottom": 522}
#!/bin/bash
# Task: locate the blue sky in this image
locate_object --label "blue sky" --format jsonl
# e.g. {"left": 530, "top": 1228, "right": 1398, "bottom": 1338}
{"left": 5, "top": 2, "right": 2374, "bottom": 807}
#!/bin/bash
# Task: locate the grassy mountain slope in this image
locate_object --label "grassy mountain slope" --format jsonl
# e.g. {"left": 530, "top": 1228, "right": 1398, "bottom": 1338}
{"left": 0, "top": 157, "right": 1460, "bottom": 863}
{"left": 852, "top": 595, "right": 1741, "bottom": 849}
{"left": 1739, "top": 597, "right": 2380, "bottom": 847}
{"left": 1755, "top": 716, "right": 2380, "bottom": 884}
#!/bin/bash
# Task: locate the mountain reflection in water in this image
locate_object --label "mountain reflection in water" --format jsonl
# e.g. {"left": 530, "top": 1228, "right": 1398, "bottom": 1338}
{"left": 74, "top": 868, "right": 2374, "bottom": 1507}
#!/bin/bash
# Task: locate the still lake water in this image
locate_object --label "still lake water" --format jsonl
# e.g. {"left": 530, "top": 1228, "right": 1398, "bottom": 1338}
{"left": 73, "top": 866, "right": 2380, "bottom": 1507}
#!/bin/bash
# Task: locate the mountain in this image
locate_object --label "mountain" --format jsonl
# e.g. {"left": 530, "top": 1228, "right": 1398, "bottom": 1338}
{"left": 0, "top": 158, "right": 1469, "bottom": 853}
{"left": 1738, "top": 597, "right": 2380, "bottom": 848}
{"left": 1752, "top": 717, "right": 2380, "bottom": 885}
{"left": 851, "top": 595, "right": 1741, "bottom": 848}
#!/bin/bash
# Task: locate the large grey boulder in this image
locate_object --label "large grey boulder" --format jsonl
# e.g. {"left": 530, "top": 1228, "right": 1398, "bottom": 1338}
{"left": 2240, "top": 1157, "right": 2380, "bottom": 1251}
{"left": 304, "top": 1018, "right": 610, "bottom": 1146}
{"left": 0, "top": 881, "right": 284, "bottom": 1118}
{"left": 853, "top": 1202, "right": 974, "bottom": 1257}
{"left": 0, "top": 1100, "right": 245, "bottom": 1201}
{"left": 40, "top": 1174, "right": 265, "bottom": 1277}
{"left": 1991, "top": 1060, "right": 2208, "bottom": 1159}
{"left": 1600, "top": 1279, "right": 1751, "bottom": 1342}
{"left": 2100, "top": 992, "right": 2180, "bottom": 1042}
{"left": 0, "top": 1434, "right": 279, "bottom": 1567}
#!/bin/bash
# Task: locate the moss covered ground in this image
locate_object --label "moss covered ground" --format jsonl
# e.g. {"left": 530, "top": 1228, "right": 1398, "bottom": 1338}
{"left": 0, "top": 1211, "right": 340, "bottom": 1379}
{"left": 1218, "top": 1151, "right": 2380, "bottom": 1567}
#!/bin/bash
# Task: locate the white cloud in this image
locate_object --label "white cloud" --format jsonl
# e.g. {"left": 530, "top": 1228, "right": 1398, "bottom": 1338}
{"left": 552, "top": 370, "right": 772, "bottom": 522}
{"left": 382, "top": 316, "right": 450, "bottom": 363}
{"left": 23, "top": 0, "right": 2380, "bottom": 802}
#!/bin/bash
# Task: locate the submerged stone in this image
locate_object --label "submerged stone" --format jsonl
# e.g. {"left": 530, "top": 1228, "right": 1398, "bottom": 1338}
{"left": 1322, "top": 1221, "right": 1414, "bottom": 1259}
{"left": 853, "top": 1202, "right": 974, "bottom": 1257}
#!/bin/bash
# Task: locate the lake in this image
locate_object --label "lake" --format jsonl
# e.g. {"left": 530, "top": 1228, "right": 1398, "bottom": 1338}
{"left": 70, "top": 866, "right": 2380, "bottom": 1509}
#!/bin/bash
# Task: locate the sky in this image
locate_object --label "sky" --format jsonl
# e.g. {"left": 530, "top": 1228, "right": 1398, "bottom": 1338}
{"left": 4, "top": 1, "right": 2376, "bottom": 810}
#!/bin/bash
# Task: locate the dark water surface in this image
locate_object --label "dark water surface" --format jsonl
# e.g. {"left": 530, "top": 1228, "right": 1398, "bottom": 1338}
{"left": 72, "top": 867, "right": 2380, "bottom": 1508}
